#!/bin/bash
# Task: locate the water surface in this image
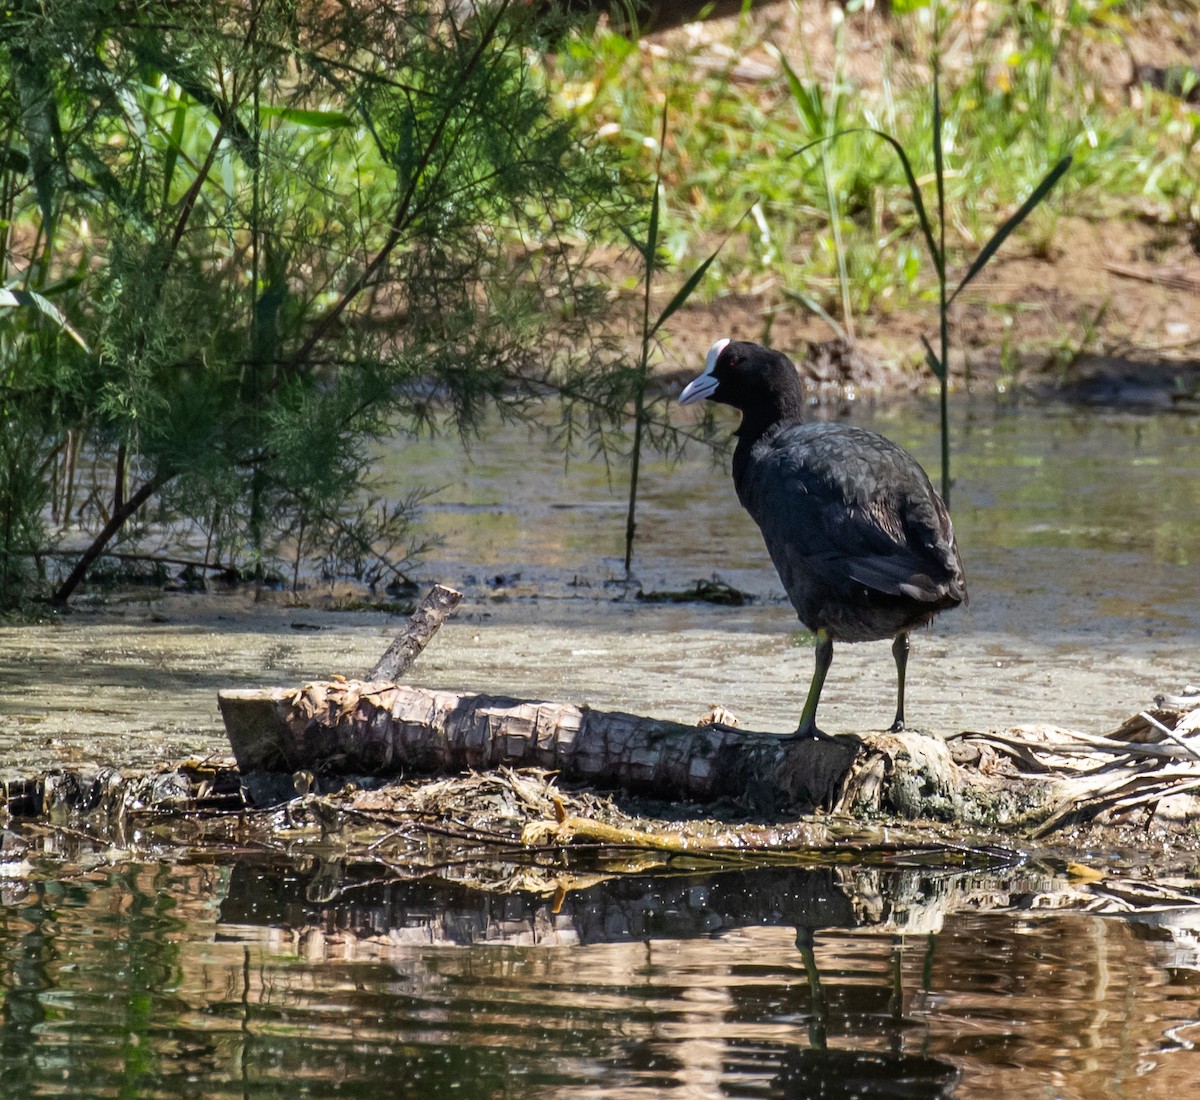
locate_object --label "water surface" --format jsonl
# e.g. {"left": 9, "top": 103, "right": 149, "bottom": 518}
{"left": 4, "top": 854, "right": 1200, "bottom": 1099}
{"left": 1, "top": 397, "right": 1199, "bottom": 1097}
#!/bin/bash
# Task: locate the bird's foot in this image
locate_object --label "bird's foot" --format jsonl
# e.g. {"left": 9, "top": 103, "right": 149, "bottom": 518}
{"left": 888, "top": 718, "right": 905, "bottom": 733}
{"left": 781, "top": 723, "right": 836, "bottom": 742}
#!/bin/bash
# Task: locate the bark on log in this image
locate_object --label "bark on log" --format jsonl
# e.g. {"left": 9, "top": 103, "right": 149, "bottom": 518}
{"left": 368, "top": 584, "right": 462, "bottom": 682}
{"left": 216, "top": 679, "right": 1048, "bottom": 819}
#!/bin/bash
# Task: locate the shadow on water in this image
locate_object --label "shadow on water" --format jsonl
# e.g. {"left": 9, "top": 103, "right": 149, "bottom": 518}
{"left": 5, "top": 847, "right": 1200, "bottom": 1098}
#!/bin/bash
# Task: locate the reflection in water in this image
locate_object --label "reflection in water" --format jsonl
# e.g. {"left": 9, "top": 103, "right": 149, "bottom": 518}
{"left": 4, "top": 855, "right": 1200, "bottom": 1098}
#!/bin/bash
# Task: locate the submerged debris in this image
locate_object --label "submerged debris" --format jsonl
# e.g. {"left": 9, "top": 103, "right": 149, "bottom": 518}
{"left": 635, "top": 576, "right": 753, "bottom": 606}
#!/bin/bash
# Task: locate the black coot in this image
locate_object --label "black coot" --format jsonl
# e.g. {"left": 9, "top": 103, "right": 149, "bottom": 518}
{"left": 679, "top": 339, "right": 966, "bottom": 739}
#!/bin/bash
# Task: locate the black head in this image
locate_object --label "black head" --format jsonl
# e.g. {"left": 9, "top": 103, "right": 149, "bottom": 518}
{"left": 679, "top": 339, "right": 805, "bottom": 427}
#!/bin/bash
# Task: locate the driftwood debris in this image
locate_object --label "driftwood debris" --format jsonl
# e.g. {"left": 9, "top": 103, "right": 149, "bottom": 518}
{"left": 217, "top": 676, "right": 1200, "bottom": 832}
{"left": 218, "top": 680, "right": 864, "bottom": 811}
{"left": 11, "top": 761, "right": 1200, "bottom": 956}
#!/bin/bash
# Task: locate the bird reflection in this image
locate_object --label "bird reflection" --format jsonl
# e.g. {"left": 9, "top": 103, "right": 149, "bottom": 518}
{"left": 754, "top": 925, "right": 961, "bottom": 1100}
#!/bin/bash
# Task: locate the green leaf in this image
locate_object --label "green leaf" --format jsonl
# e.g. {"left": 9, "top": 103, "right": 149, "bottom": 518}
{"left": 790, "top": 127, "right": 941, "bottom": 274}
{"left": 132, "top": 40, "right": 259, "bottom": 168}
{"left": 921, "top": 334, "right": 945, "bottom": 381}
{"left": 649, "top": 204, "right": 753, "bottom": 340}
{"left": 890, "top": 0, "right": 933, "bottom": 11}
{"left": 162, "top": 101, "right": 188, "bottom": 210}
{"left": 616, "top": 222, "right": 648, "bottom": 258}
{"left": 257, "top": 106, "right": 355, "bottom": 129}
{"left": 949, "top": 155, "right": 1072, "bottom": 306}
{"left": 11, "top": 47, "right": 60, "bottom": 234}
{"left": 933, "top": 63, "right": 945, "bottom": 275}
{"left": 644, "top": 99, "right": 669, "bottom": 269}
{"left": 0, "top": 287, "right": 89, "bottom": 350}
{"left": 786, "top": 134, "right": 835, "bottom": 161}
{"left": 780, "top": 287, "right": 847, "bottom": 342}
{"left": 776, "top": 49, "right": 826, "bottom": 137}
{"left": 862, "top": 129, "right": 940, "bottom": 275}
{"left": 648, "top": 246, "right": 720, "bottom": 340}
{"left": 645, "top": 179, "right": 661, "bottom": 269}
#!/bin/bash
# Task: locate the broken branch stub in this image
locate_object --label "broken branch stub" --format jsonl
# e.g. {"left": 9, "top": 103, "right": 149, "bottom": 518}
{"left": 369, "top": 583, "right": 462, "bottom": 682}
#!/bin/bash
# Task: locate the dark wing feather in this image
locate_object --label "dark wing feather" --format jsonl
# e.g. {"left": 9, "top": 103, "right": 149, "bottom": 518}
{"left": 736, "top": 423, "right": 965, "bottom": 605}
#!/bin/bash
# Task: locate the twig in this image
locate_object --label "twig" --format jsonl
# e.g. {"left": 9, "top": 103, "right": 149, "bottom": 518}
{"left": 1138, "top": 710, "right": 1200, "bottom": 762}
{"left": 28, "top": 548, "right": 238, "bottom": 574}
{"left": 950, "top": 728, "right": 1190, "bottom": 763}
{"left": 1103, "top": 261, "right": 1200, "bottom": 294}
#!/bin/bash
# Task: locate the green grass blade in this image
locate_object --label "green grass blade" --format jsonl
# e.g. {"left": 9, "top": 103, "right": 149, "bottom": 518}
{"left": 786, "top": 134, "right": 836, "bottom": 161}
{"left": 649, "top": 204, "right": 751, "bottom": 340}
{"left": 0, "top": 287, "right": 90, "bottom": 350}
{"left": 862, "top": 129, "right": 940, "bottom": 274}
{"left": 644, "top": 101, "right": 669, "bottom": 271}
{"left": 162, "top": 101, "right": 187, "bottom": 210}
{"left": 780, "top": 287, "right": 847, "bottom": 342}
{"left": 776, "top": 49, "right": 826, "bottom": 137}
{"left": 12, "top": 52, "right": 60, "bottom": 233}
{"left": 616, "top": 222, "right": 648, "bottom": 260}
{"left": 933, "top": 65, "right": 945, "bottom": 281}
{"left": 646, "top": 179, "right": 660, "bottom": 270}
{"left": 648, "top": 245, "right": 720, "bottom": 339}
{"left": 949, "top": 155, "right": 1072, "bottom": 306}
{"left": 921, "top": 334, "right": 945, "bottom": 380}
{"left": 789, "top": 125, "right": 940, "bottom": 272}
{"left": 257, "top": 106, "right": 354, "bottom": 128}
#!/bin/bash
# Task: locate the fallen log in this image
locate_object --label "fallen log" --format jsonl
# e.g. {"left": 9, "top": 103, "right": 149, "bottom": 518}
{"left": 219, "top": 587, "right": 861, "bottom": 812}
{"left": 216, "top": 676, "right": 1200, "bottom": 831}
{"left": 214, "top": 586, "right": 1200, "bottom": 831}
{"left": 217, "top": 678, "right": 1063, "bottom": 821}
{"left": 220, "top": 681, "right": 865, "bottom": 810}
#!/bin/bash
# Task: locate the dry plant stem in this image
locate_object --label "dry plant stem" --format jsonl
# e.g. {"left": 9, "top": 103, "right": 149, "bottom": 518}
{"left": 368, "top": 584, "right": 463, "bottom": 682}
{"left": 1103, "top": 262, "right": 1200, "bottom": 294}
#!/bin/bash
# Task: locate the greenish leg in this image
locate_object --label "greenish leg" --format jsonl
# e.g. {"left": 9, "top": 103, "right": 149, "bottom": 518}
{"left": 890, "top": 632, "right": 909, "bottom": 733}
{"left": 790, "top": 629, "right": 834, "bottom": 740}
{"left": 794, "top": 925, "right": 828, "bottom": 1049}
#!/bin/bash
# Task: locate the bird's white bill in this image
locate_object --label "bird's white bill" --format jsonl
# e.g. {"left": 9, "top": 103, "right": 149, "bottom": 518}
{"left": 679, "top": 372, "right": 719, "bottom": 405}
{"left": 679, "top": 337, "right": 729, "bottom": 405}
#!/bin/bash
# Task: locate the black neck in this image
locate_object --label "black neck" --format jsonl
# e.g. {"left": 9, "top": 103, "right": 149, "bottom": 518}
{"left": 733, "top": 383, "right": 806, "bottom": 447}
{"left": 731, "top": 379, "right": 805, "bottom": 483}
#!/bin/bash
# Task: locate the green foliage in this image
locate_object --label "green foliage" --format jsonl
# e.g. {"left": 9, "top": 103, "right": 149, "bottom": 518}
{"left": 561, "top": 1, "right": 1190, "bottom": 317}
{"left": 790, "top": 61, "right": 1070, "bottom": 501}
{"left": 0, "top": 0, "right": 636, "bottom": 606}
